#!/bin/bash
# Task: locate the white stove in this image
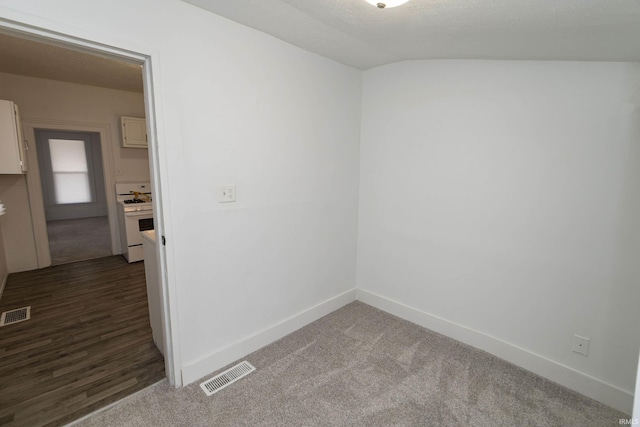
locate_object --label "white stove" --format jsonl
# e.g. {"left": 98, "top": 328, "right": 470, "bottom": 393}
{"left": 116, "top": 182, "right": 154, "bottom": 263}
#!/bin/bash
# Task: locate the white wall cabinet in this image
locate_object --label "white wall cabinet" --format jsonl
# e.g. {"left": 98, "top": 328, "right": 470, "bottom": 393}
{"left": 0, "top": 100, "right": 27, "bottom": 174}
{"left": 121, "top": 116, "right": 147, "bottom": 148}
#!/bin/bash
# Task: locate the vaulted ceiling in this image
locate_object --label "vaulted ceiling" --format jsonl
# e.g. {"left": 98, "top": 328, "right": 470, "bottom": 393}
{"left": 184, "top": 0, "right": 640, "bottom": 69}
{"left": 1, "top": 1, "right": 638, "bottom": 92}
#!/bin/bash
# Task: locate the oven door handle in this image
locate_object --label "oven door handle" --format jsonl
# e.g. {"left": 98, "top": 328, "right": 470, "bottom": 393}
{"left": 124, "top": 211, "right": 154, "bottom": 217}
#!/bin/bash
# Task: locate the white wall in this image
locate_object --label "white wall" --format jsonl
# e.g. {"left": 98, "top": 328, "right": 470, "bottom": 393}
{"left": 0, "top": 0, "right": 362, "bottom": 382}
{"left": 3, "top": 0, "right": 637, "bottom": 415}
{"left": 358, "top": 60, "right": 640, "bottom": 413}
{"left": 0, "top": 72, "right": 147, "bottom": 272}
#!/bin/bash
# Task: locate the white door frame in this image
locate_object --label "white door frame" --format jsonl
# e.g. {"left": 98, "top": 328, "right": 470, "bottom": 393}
{"left": 634, "top": 351, "right": 640, "bottom": 421}
{"left": 22, "top": 119, "right": 121, "bottom": 266}
{"left": 0, "top": 19, "right": 182, "bottom": 386}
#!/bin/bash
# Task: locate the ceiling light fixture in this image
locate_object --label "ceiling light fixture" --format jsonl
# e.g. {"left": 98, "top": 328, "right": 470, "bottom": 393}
{"left": 366, "top": 0, "right": 410, "bottom": 8}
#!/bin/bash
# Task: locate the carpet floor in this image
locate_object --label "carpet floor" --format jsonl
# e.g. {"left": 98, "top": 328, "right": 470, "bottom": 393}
{"left": 73, "top": 301, "right": 628, "bottom": 426}
{"left": 47, "top": 216, "right": 111, "bottom": 265}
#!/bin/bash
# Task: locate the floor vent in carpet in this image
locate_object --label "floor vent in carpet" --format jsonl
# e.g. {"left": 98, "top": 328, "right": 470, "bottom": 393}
{"left": 0, "top": 306, "right": 31, "bottom": 327}
{"left": 200, "top": 361, "right": 255, "bottom": 396}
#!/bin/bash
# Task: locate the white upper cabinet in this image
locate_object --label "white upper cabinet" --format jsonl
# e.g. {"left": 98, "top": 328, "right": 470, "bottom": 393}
{"left": 121, "top": 116, "right": 147, "bottom": 148}
{"left": 0, "top": 99, "right": 27, "bottom": 174}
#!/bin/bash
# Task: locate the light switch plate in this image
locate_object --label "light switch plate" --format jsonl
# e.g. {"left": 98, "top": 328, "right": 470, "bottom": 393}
{"left": 218, "top": 184, "right": 236, "bottom": 203}
{"left": 572, "top": 334, "right": 590, "bottom": 357}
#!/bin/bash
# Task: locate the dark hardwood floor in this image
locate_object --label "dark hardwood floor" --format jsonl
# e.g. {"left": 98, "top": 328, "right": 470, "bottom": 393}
{"left": 0, "top": 256, "right": 165, "bottom": 427}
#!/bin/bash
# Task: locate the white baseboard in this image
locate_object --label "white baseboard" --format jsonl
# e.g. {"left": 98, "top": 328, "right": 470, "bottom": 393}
{"left": 356, "top": 289, "right": 633, "bottom": 415}
{"left": 181, "top": 288, "right": 357, "bottom": 385}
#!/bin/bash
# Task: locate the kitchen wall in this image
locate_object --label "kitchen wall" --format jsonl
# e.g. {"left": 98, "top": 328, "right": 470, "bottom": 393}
{"left": 0, "top": 0, "right": 362, "bottom": 385}
{"left": 0, "top": 175, "right": 36, "bottom": 272}
{"left": 0, "top": 72, "right": 147, "bottom": 272}
{"left": 0, "top": 72, "right": 147, "bottom": 180}
{"left": 358, "top": 60, "right": 640, "bottom": 412}
{"left": 0, "top": 213, "right": 7, "bottom": 297}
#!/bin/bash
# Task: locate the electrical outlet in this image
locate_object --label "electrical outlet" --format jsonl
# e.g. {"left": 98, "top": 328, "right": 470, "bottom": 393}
{"left": 572, "top": 334, "right": 590, "bottom": 357}
{"left": 218, "top": 184, "right": 236, "bottom": 203}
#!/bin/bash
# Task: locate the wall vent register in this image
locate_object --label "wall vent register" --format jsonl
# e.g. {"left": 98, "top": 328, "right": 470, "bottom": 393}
{"left": 0, "top": 307, "right": 31, "bottom": 327}
{"left": 200, "top": 361, "right": 256, "bottom": 396}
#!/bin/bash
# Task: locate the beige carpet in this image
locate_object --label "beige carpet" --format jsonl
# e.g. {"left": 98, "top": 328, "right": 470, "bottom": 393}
{"left": 73, "top": 301, "right": 628, "bottom": 426}
{"left": 47, "top": 216, "right": 111, "bottom": 265}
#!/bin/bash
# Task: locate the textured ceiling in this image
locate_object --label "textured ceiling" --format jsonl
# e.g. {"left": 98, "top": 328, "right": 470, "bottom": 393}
{"left": 184, "top": 0, "right": 640, "bottom": 69}
{"left": 1, "top": 1, "right": 637, "bottom": 88}
{"left": 0, "top": 32, "right": 143, "bottom": 93}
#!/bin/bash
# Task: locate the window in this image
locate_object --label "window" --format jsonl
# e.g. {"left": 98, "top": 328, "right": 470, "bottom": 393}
{"left": 35, "top": 129, "right": 107, "bottom": 222}
{"left": 48, "top": 138, "right": 91, "bottom": 204}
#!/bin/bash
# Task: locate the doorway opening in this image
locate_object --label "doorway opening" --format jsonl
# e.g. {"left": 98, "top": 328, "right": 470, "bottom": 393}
{"left": 0, "top": 19, "right": 179, "bottom": 424}
{"left": 35, "top": 129, "right": 111, "bottom": 265}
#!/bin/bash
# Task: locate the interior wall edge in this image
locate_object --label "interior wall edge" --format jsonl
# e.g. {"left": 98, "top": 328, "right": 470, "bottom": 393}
{"left": 0, "top": 219, "right": 7, "bottom": 299}
{"left": 0, "top": 272, "right": 7, "bottom": 303}
{"left": 6, "top": 261, "right": 38, "bottom": 274}
{"left": 180, "top": 288, "right": 358, "bottom": 385}
{"left": 634, "top": 354, "right": 640, "bottom": 420}
{"left": 356, "top": 288, "right": 633, "bottom": 415}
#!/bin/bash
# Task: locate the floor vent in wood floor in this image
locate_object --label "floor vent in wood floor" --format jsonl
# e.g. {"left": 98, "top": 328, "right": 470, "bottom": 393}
{"left": 0, "top": 306, "right": 31, "bottom": 326}
{"left": 200, "top": 361, "right": 255, "bottom": 396}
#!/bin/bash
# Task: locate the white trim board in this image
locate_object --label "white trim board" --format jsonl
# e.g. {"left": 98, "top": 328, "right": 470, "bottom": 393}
{"left": 634, "top": 353, "right": 640, "bottom": 421}
{"left": 356, "top": 289, "right": 633, "bottom": 415}
{"left": 181, "top": 289, "right": 357, "bottom": 385}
